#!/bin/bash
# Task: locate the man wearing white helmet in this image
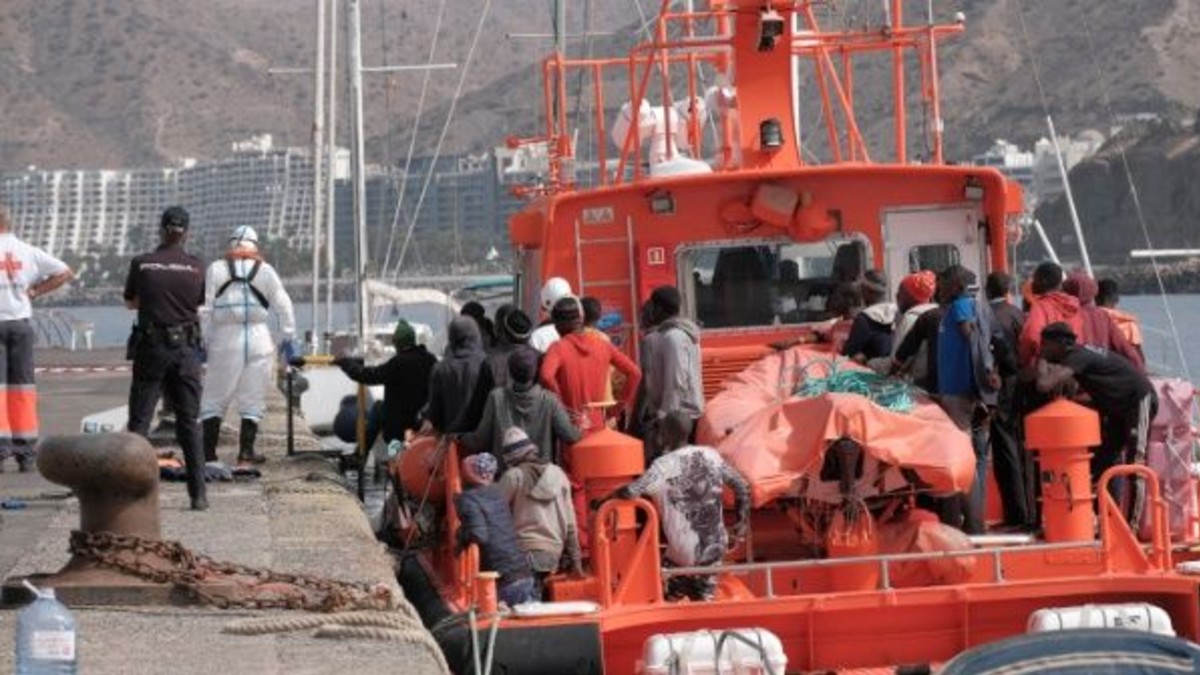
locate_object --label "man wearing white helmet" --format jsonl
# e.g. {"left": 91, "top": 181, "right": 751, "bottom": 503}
{"left": 199, "top": 225, "right": 296, "bottom": 464}
{"left": 529, "top": 277, "right": 572, "bottom": 353}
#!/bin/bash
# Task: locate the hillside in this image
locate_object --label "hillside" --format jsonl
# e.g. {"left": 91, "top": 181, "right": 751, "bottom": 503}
{"left": 0, "top": 0, "right": 631, "bottom": 169}
{"left": 1, "top": 1, "right": 1199, "bottom": 169}
{"left": 1035, "top": 120, "right": 1200, "bottom": 267}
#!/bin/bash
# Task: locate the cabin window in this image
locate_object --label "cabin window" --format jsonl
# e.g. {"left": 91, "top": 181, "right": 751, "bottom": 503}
{"left": 906, "top": 244, "right": 960, "bottom": 275}
{"left": 681, "top": 237, "right": 869, "bottom": 329}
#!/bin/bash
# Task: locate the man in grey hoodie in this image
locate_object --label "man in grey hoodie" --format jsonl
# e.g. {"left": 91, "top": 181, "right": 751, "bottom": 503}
{"left": 498, "top": 427, "right": 583, "bottom": 593}
{"left": 643, "top": 286, "right": 703, "bottom": 459}
{"left": 461, "top": 347, "right": 581, "bottom": 462}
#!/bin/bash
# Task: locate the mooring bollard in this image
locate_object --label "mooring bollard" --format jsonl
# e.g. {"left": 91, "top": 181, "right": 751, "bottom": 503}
{"left": 37, "top": 433, "right": 161, "bottom": 542}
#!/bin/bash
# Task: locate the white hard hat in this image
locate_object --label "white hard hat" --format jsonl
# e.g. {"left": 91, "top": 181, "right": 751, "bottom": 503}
{"left": 230, "top": 225, "right": 259, "bottom": 245}
{"left": 540, "top": 277, "right": 572, "bottom": 313}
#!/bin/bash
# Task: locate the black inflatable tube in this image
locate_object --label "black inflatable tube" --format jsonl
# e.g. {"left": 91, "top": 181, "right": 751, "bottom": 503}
{"left": 398, "top": 554, "right": 604, "bottom": 674}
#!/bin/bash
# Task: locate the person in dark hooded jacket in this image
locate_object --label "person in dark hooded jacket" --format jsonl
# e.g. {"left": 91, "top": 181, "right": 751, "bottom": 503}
{"left": 461, "top": 301, "right": 495, "bottom": 349}
{"left": 335, "top": 319, "right": 436, "bottom": 444}
{"left": 643, "top": 286, "right": 703, "bottom": 457}
{"left": 1063, "top": 270, "right": 1144, "bottom": 370}
{"left": 459, "top": 306, "right": 534, "bottom": 433}
{"left": 461, "top": 347, "right": 581, "bottom": 462}
{"left": 427, "top": 317, "right": 487, "bottom": 433}
{"left": 842, "top": 270, "right": 896, "bottom": 363}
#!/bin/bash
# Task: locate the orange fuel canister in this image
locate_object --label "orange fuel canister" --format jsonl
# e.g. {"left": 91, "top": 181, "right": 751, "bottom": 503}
{"left": 1025, "top": 399, "right": 1102, "bottom": 543}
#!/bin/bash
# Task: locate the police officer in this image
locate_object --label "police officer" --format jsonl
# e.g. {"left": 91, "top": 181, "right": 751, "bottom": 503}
{"left": 123, "top": 206, "right": 208, "bottom": 511}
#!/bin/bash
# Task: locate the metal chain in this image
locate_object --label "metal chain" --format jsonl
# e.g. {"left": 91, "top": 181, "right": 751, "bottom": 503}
{"left": 69, "top": 530, "right": 396, "bottom": 613}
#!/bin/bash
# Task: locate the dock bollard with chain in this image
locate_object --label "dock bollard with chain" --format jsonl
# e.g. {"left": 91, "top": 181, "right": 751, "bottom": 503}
{"left": 1, "top": 432, "right": 397, "bottom": 614}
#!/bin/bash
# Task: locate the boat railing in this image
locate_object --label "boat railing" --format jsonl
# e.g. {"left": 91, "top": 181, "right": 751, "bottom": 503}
{"left": 654, "top": 465, "right": 1173, "bottom": 599}
{"left": 1097, "top": 464, "right": 1173, "bottom": 572}
{"left": 592, "top": 497, "right": 664, "bottom": 608}
{"left": 443, "top": 439, "right": 481, "bottom": 609}
{"left": 507, "top": 1, "right": 967, "bottom": 197}
{"left": 31, "top": 309, "right": 95, "bottom": 351}
{"left": 660, "top": 540, "right": 1103, "bottom": 598}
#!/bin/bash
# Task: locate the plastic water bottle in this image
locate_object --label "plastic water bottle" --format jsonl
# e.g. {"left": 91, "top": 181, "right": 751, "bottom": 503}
{"left": 15, "top": 581, "right": 77, "bottom": 675}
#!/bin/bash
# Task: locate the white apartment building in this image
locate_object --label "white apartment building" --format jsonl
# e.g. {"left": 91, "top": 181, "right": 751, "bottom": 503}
{"left": 0, "top": 167, "right": 177, "bottom": 257}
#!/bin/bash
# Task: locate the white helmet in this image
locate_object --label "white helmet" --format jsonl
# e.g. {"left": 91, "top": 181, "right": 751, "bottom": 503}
{"left": 540, "top": 277, "right": 572, "bottom": 313}
{"left": 229, "top": 225, "right": 259, "bottom": 246}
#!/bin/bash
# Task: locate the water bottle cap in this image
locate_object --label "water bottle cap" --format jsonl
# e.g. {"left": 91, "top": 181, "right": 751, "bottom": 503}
{"left": 21, "top": 579, "right": 54, "bottom": 600}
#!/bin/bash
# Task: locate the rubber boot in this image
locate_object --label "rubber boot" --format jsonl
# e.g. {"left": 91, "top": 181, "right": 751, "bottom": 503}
{"left": 238, "top": 418, "right": 266, "bottom": 464}
{"left": 202, "top": 417, "right": 222, "bottom": 463}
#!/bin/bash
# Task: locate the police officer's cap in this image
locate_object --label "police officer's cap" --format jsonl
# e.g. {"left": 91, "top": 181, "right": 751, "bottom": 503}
{"left": 160, "top": 206, "right": 190, "bottom": 232}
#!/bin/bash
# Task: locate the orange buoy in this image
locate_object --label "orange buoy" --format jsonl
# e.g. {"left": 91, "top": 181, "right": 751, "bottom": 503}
{"left": 568, "top": 427, "right": 645, "bottom": 505}
{"left": 395, "top": 434, "right": 446, "bottom": 502}
{"left": 1025, "top": 399, "right": 1102, "bottom": 543}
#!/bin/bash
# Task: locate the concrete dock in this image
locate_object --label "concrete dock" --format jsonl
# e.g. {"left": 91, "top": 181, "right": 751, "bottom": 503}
{"left": 0, "top": 349, "right": 447, "bottom": 674}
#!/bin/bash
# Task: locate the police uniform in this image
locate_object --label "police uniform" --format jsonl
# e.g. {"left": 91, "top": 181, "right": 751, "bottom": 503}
{"left": 123, "top": 207, "right": 208, "bottom": 510}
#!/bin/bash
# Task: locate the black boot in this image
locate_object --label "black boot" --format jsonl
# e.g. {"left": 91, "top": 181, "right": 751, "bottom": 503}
{"left": 238, "top": 418, "right": 266, "bottom": 464}
{"left": 202, "top": 417, "right": 222, "bottom": 463}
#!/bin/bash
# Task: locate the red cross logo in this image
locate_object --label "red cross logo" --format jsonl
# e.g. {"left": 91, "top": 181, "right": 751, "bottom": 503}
{"left": 1, "top": 253, "right": 22, "bottom": 280}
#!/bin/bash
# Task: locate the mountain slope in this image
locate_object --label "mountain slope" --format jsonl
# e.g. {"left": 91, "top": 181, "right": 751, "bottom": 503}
{"left": 1, "top": 1, "right": 1198, "bottom": 169}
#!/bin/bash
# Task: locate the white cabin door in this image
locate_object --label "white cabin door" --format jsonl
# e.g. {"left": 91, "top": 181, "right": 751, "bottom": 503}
{"left": 882, "top": 205, "right": 985, "bottom": 298}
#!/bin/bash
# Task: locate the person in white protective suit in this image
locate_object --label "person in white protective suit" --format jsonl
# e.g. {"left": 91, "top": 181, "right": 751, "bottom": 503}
{"left": 199, "top": 226, "right": 296, "bottom": 464}
{"left": 529, "top": 277, "right": 572, "bottom": 353}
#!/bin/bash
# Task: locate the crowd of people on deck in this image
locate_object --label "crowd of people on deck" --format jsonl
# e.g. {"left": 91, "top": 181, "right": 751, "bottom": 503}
{"left": 345, "top": 277, "right": 748, "bottom": 605}
{"left": 357, "top": 259, "right": 1156, "bottom": 607}
{"left": 859, "top": 262, "right": 1151, "bottom": 535}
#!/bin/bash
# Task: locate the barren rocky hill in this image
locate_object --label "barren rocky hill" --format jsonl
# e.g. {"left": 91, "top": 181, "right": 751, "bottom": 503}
{"left": 1, "top": 1, "right": 1198, "bottom": 170}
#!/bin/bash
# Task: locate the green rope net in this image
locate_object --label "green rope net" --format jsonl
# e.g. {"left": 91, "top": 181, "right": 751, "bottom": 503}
{"left": 794, "top": 359, "right": 918, "bottom": 413}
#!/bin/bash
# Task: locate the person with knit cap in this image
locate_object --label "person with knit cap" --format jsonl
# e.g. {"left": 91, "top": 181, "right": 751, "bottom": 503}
{"left": 643, "top": 285, "right": 703, "bottom": 458}
{"left": 335, "top": 318, "right": 437, "bottom": 446}
{"left": 540, "top": 295, "right": 642, "bottom": 433}
{"left": 842, "top": 270, "right": 896, "bottom": 364}
{"left": 1063, "top": 270, "right": 1144, "bottom": 370}
{"left": 455, "top": 452, "right": 537, "bottom": 606}
{"left": 461, "top": 346, "right": 581, "bottom": 461}
{"left": 1036, "top": 323, "right": 1157, "bottom": 493}
{"left": 497, "top": 427, "right": 583, "bottom": 589}
{"left": 871, "top": 270, "right": 937, "bottom": 376}
{"left": 427, "top": 317, "right": 488, "bottom": 434}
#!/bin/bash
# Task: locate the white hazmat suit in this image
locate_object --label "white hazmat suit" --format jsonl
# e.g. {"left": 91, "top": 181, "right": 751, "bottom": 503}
{"left": 199, "top": 236, "right": 295, "bottom": 427}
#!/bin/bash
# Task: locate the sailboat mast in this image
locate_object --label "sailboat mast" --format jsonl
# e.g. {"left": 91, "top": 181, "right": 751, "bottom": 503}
{"left": 309, "top": 0, "right": 327, "bottom": 349}
{"left": 348, "top": 0, "right": 369, "bottom": 348}
{"left": 325, "top": 0, "right": 338, "bottom": 337}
